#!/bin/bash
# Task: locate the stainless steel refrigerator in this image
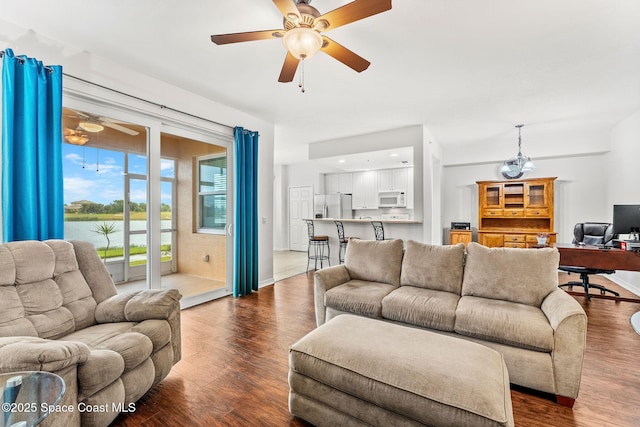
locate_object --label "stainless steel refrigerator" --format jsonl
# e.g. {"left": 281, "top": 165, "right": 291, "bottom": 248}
{"left": 313, "top": 194, "right": 353, "bottom": 219}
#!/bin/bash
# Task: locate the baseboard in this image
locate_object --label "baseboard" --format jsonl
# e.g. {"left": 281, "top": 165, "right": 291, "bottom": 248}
{"left": 259, "top": 278, "right": 275, "bottom": 288}
{"left": 607, "top": 274, "right": 640, "bottom": 296}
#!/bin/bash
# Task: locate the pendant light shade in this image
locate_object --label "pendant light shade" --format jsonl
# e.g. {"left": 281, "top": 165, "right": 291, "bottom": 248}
{"left": 501, "top": 124, "right": 535, "bottom": 179}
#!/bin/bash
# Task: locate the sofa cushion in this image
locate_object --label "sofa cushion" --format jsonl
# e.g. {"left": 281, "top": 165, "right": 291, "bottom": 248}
{"left": 345, "top": 239, "right": 404, "bottom": 286}
{"left": 47, "top": 240, "right": 98, "bottom": 331}
{"left": 455, "top": 296, "right": 554, "bottom": 352}
{"left": 61, "top": 323, "right": 153, "bottom": 369}
{"left": 325, "top": 280, "right": 397, "bottom": 319}
{"left": 0, "top": 246, "right": 16, "bottom": 285}
{"left": 77, "top": 349, "right": 125, "bottom": 400}
{"left": 401, "top": 240, "right": 465, "bottom": 293}
{"left": 131, "top": 319, "right": 171, "bottom": 353}
{"left": 461, "top": 243, "right": 559, "bottom": 307}
{"left": 6, "top": 241, "right": 76, "bottom": 339}
{"left": 382, "top": 286, "right": 460, "bottom": 331}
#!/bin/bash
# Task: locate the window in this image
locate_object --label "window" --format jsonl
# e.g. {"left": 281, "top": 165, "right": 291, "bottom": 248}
{"left": 197, "top": 154, "right": 227, "bottom": 232}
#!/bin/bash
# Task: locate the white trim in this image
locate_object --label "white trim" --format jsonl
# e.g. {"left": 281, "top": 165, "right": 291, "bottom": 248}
{"left": 607, "top": 273, "right": 640, "bottom": 296}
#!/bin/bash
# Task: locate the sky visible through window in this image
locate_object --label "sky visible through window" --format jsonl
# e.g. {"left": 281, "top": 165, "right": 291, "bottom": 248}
{"left": 62, "top": 144, "right": 174, "bottom": 207}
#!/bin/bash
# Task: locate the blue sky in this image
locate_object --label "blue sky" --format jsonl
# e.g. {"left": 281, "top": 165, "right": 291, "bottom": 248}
{"left": 62, "top": 144, "right": 174, "bottom": 206}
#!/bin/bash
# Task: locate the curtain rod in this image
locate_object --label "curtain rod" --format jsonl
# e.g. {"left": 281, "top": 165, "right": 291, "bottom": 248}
{"left": 0, "top": 50, "right": 54, "bottom": 73}
{"left": 62, "top": 73, "right": 232, "bottom": 130}
{"left": 1, "top": 49, "right": 233, "bottom": 131}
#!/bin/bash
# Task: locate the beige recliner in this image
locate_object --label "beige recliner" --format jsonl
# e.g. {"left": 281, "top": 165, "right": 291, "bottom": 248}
{"left": 0, "top": 240, "right": 182, "bottom": 427}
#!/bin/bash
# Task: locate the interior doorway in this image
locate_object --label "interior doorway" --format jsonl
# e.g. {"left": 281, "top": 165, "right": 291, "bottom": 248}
{"left": 289, "top": 186, "right": 313, "bottom": 251}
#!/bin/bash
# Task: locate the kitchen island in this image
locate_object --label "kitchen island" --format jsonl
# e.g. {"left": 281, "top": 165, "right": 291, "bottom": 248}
{"left": 303, "top": 218, "right": 423, "bottom": 266}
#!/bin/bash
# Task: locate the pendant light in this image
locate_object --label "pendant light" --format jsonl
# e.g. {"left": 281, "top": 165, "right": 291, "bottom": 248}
{"left": 500, "top": 124, "right": 535, "bottom": 179}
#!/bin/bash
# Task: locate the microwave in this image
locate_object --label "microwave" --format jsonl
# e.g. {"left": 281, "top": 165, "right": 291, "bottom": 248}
{"left": 378, "top": 191, "right": 406, "bottom": 208}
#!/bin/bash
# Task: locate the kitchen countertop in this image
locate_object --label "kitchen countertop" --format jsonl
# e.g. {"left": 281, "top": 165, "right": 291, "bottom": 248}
{"left": 305, "top": 218, "right": 422, "bottom": 224}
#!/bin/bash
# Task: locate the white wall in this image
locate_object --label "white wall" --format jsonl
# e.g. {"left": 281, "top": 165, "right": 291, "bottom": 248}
{"left": 442, "top": 109, "right": 640, "bottom": 293}
{"left": 443, "top": 154, "right": 609, "bottom": 243}
{"left": 1, "top": 21, "right": 276, "bottom": 287}
{"left": 607, "top": 109, "right": 640, "bottom": 292}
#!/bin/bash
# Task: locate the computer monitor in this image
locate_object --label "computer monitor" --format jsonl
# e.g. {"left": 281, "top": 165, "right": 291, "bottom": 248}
{"left": 613, "top": 204, "right": 640, "bottom": 237}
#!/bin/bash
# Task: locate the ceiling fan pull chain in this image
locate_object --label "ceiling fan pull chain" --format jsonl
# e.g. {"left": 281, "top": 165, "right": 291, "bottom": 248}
{"left": 298, "top": 58, "right": 306, "bottom": 93}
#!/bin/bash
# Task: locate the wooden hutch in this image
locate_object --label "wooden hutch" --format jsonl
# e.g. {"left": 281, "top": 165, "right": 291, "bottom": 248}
{"left": 477, "top": 177, "right": 556, "bottom": 248}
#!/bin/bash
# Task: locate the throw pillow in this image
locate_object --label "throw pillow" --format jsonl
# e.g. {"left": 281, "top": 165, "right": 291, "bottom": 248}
{"left": 345, "top": 239, "right": 404, "bottom": 286}
{"left": 401, "top": 240, "right": 465, "bottom": 294}
{"left": 461, "top": 242, "right": 559, "bottom": 307}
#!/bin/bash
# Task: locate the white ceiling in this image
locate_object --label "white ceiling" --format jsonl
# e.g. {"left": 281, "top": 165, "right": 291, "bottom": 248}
{"left": 2, "top": 0, "right": 640, "bottom": 166}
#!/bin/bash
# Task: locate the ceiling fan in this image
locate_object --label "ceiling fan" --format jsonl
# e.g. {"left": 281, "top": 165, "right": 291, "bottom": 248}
{"left": 210, "top": 0, "right": 392, "bottom": 87}
{"left": 64, "top": 109, "right": 140, "bottom": 136}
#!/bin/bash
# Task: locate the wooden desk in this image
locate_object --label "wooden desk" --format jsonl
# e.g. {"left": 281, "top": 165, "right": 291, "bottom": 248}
{"left": 556, "top": 243, "right": 640, "bottom": 303}
{"left": 556, "top": 244, "right": 640, "bottom": 272}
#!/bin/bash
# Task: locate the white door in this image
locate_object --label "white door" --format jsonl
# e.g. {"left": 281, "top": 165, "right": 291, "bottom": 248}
{"left": 289, "top": 186, "right": 313, "bottom": 251}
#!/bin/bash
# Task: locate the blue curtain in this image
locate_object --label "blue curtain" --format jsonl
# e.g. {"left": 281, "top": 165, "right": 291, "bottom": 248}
{"left": 2, "top": 48, "right": 64, "bottom": 242}
{"left": 233, "top": 126, "right": 259, "bottom": 297}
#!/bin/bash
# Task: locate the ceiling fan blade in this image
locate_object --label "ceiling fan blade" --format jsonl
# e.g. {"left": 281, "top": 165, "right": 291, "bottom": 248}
{"left": 211, "top": 29, "right": 282, "bottom": 45}
{"left": 316, "top": 0, "right": 392, "bottom": 31}
{"left": 321, "top": 36, "right": 370, "bottom": 72}
{"left": 66, "top": 108, "right": 90, "bottom": 119}
{"left": 272, "top": 0, "right": 300, "bottom": 19}
{"left": 278, "top": 52, "right": 300, "bottom": 83}
{"left": 101, "top": 121, "right": 140, "bottom": 136}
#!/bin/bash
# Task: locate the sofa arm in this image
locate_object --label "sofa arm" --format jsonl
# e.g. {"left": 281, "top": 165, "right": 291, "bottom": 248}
{"left": 0, "top": 336, "right": 90, "bottom": 373}
{"left": 95, "top": 289, "right": 182, "bottom": 323}
{"left": 314, "top": 265, "right": 351, "bottom": 326}
{"left": 541, "top": 289, "right": 587, "bottom": 400}
{"left": 95, "top": 289, "right": 183, "bottom": 364}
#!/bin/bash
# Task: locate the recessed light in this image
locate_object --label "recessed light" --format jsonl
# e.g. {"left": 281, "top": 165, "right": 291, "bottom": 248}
{"left": 390, "top": 153, "right": 399, "bottom": 157}
{"left": 338, "top": 159, "right": 346, "bottom": 163}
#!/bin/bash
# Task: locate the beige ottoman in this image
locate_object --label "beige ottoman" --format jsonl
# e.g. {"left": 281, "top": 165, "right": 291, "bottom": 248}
{"left": 289, "top": 314, "right": 514, "bottom": 427}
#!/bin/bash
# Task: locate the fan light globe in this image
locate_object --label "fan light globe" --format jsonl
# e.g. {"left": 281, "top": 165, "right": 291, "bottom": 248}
{"left": 79, "top": 121, "right": 104, "bottom": 133}
{"left": 282, "top": 27, "right": 323, "bottom": 60}
{"left": 64, "top": 134, "right": 89, "bottom": 145}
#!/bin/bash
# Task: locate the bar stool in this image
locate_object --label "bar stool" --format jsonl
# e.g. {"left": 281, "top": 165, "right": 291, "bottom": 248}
{"left": 334, "top": 221, "right": 352, "bottom": 264}
{"left": 305, "top": 220, "right": 330, "bottom": 273}
{"left": 371, "top": 221, "right": 385, "bottom": 240}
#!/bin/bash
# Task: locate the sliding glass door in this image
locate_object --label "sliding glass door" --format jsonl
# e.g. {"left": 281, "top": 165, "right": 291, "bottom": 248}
{"left": 62, "top": 100, "right": 234, "bottom": 306}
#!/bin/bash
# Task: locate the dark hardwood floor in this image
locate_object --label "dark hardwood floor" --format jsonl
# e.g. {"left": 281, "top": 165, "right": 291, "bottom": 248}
{"left": 111, "top": 272, "right": 640, "bottom": 427}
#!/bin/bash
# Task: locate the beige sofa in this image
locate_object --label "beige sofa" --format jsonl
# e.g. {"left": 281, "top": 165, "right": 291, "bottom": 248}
{"left": 0, "top": 240, "right": 182, "bottom": 426}
{"left": 314, "top": 239, "right": 587, "bottom": 407}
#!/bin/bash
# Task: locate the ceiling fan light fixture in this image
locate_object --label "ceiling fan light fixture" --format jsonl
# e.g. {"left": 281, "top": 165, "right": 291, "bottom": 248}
{"left": 282, "top": 27, "right": 323, "bottom": 60}
{"left": 64, "top": 133, "right": 89, "bottom": 146}
{"left": 78, "top": 121, "right": 104, "bottom": 133}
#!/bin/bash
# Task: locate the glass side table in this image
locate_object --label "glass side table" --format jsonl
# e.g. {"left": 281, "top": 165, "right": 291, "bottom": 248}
{"left": 1, "top": 371, "right": 65, "bottom": 427}
{"left": 631, "top": 312, "right": 640, "bottom": 336}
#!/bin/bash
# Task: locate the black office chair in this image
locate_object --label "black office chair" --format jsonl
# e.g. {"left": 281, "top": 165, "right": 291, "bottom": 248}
{"left": 558, "top": 222, "right": 619, "bottom": 299}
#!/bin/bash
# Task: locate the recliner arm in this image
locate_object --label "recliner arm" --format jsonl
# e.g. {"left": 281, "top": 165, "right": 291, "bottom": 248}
{"left": 0, "top": 336, "right": 90, "bottom": 372}
{"left": 95, "top": 289, "right": 182, "bottom": 323}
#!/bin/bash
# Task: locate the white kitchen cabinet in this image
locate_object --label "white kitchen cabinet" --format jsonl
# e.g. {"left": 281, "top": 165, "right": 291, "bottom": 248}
{"left": 377, "top": 168, "right": 409, "bottom": 191}
{"left": 325, "top": 172, "right": 353, "bottom": 194}
{"left": 352, "top": 171, "right": 378, "bottom": 209}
